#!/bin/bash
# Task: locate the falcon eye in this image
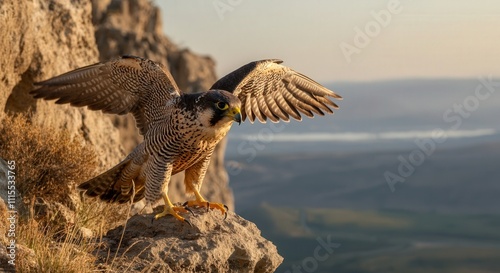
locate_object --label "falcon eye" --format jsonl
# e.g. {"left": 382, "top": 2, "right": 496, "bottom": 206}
{"left": 216, "top": 102, "right": 229, "bottom": 110}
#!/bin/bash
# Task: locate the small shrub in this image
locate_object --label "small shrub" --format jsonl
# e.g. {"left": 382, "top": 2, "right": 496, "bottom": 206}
{"left": 0, "top": 114, "right": 129, "bottom": 272}
{"left": 0, "top": 114, "right": 98, "bottom": 207}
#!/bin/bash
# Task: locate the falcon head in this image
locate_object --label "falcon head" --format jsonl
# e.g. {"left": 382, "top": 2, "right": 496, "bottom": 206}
{"left": 195, "top": 90, "right": 241, "bottom": 128}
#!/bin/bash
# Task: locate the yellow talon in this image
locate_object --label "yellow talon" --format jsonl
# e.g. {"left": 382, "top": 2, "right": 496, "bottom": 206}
{"left": 154, "top": 205, "right": 189, "bottom": 221}
{"left": 154, "top": 192, "right": 192, "bottom": 225}
{"left": 183, "top": 191, "right": 227, "bottom": 218}
{"left": 184, "top": 200, "right": 226, "bottom": 215}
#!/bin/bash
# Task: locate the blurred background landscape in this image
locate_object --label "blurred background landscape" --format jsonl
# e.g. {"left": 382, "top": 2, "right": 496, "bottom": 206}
{"left": 228, "top": 79, "right": 500, "bottom": 272}
{"left": 159, "top": 1, "right": 500, "bottom": 272}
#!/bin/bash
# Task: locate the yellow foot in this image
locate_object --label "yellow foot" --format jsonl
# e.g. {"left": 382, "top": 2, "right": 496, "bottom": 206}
{"left": 153, "top": 205, "right": 193, "bottom": 226}
{"left": 183, "top": 200, "right": 228, "bottom": 220}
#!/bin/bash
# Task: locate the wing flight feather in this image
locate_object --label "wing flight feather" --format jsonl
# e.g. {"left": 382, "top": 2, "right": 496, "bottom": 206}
{"left": 31, "top": 55, "right": 180, "bottom": 135}
{"left": 210, "top": 59, "right": 342, "bottom": 123}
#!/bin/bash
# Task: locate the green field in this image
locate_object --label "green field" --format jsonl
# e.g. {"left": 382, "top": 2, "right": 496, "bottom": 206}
{"left": 241, "top": 204, "right": 500, "bottom": 273}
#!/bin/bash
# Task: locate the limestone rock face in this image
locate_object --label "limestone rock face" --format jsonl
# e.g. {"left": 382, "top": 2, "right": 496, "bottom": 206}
{"left": 100, "top": 207, "right": 283, "bottom": 273}
{"left": 92, "top": 0, "right": 234, "bottom": 210}
{"left": 0, "top": 0, "right": 122, "bottom": 169}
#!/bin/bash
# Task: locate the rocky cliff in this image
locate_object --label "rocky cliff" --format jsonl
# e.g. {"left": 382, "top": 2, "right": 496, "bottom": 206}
{"left": 0, "top": 0, "right": 121, "bottom": 168}
{"left": 0, "top": 0, "right": 281, "bottom": 271}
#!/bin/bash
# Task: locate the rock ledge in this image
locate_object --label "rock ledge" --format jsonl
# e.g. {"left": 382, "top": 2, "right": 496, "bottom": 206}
{"left": 100, "top": 207, "right": 283, "bottom": 273}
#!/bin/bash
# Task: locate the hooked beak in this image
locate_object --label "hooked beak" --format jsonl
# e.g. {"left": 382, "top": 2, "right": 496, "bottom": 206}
{"left": 226, "top": 107, "right": 241, "bottom": 125}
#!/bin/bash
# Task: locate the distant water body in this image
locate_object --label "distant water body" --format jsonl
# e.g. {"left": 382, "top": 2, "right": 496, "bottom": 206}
{"left": 226, "top": 128, "right": 500, "bottom": 156}
{"left": 229, "top": 128, "right": 496, "bottom": 142}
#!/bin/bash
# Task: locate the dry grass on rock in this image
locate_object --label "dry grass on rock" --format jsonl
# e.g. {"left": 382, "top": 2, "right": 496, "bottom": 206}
{"left": 0, "top": 114, "right": 97, "bottom": 206}
{"left": 0, "top": 114, "right": 129, "bottom": 272}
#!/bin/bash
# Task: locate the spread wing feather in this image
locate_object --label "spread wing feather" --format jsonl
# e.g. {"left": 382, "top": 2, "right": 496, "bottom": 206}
{"left": 31, "top": 55, "right": 181, "bottom": 135}
{"left": 210, "top": 59, "right": 342, "bottom": 123}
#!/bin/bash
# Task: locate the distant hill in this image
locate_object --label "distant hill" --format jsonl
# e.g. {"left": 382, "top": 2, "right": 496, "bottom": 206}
{"left": 241, "top": 204, "right": 500, "bottom": 273}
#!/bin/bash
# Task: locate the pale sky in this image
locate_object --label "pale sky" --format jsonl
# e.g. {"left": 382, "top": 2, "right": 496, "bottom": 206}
{"left": 157, "top": 1, "right": 500, "bottom": 82}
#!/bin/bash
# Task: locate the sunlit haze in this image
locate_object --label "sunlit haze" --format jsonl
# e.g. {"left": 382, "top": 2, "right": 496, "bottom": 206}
{"left": 157, "top": 1, "right": 500, "bottom": 82}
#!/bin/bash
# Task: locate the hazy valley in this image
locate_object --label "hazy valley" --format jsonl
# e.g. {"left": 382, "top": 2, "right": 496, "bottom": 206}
{"left": 226, "top": 78, "right": 500, "bottom": 272}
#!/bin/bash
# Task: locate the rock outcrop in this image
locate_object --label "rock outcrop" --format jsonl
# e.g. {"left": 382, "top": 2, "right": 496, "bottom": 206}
{"left": 0, "top": 0, "right": 121, "bottom": 169}
{"left": 99, "top": 207, "right": 283, "bottom": 273}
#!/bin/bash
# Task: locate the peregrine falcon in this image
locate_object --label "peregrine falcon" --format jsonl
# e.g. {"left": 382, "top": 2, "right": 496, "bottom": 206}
{"left": 31, "top": 55, "right": 342, "bottom": 224}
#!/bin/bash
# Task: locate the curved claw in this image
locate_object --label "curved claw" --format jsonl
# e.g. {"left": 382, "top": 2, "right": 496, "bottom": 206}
{"left": 184, "top": 200, "right": 227, "bottom": 219}
{"left": 182, "top": 201, "right": 188, "bottom": 207}
{"left": 153, "top": 203, "right": 191, "bottom": 223}
{"left": 184, "top": 206, "right": 196, "bottom": 217}
{"left": 183, "top": 219, "right": 193, "bottom": 227}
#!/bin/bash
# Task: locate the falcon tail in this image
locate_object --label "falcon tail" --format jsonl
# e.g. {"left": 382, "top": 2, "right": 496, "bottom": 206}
{"left": 77, "top": 158, "right": 145, "bottom": 204}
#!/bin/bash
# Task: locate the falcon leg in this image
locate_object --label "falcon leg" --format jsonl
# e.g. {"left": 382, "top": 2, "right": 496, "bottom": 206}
{"left": 154, "top": 191, "right": 193, "bottom": 226}
{"left": 183, "top": 155, "right": 227, "bottom": 219}
{"left": 184, "top": 189, "right": 228, "bottom": 219}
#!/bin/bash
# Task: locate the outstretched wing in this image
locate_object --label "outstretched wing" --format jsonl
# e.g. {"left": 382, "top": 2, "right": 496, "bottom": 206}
{"left": 210, "top": 59, "right": 342, "bottom": 123}
{"left": 31, "top": 55, "right": 180, "bottom": 135}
